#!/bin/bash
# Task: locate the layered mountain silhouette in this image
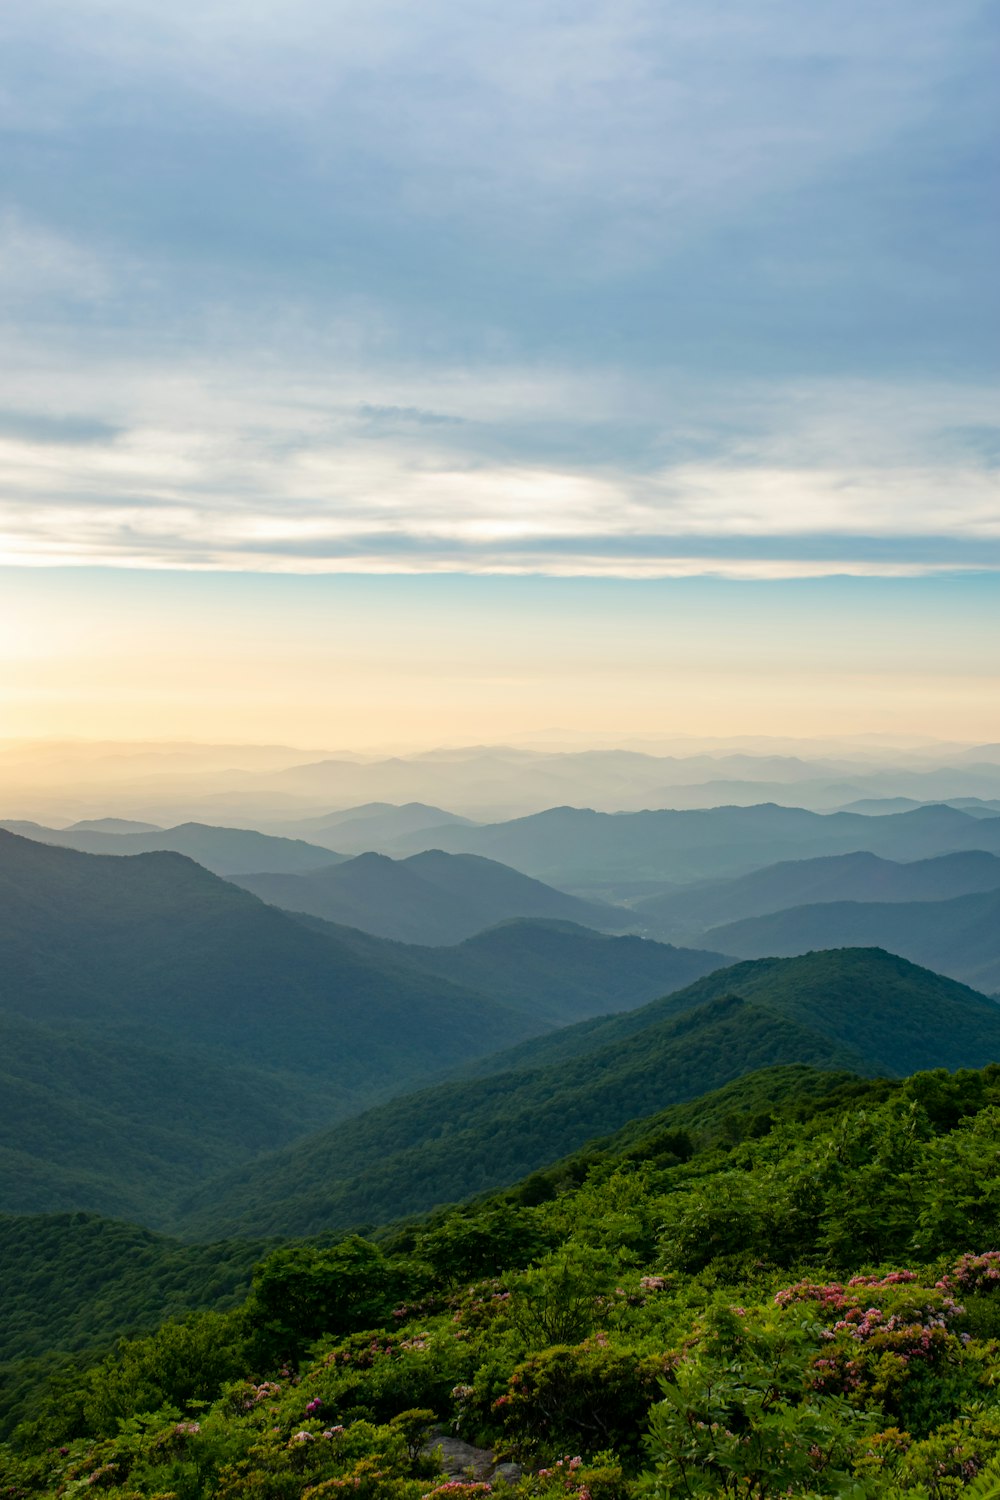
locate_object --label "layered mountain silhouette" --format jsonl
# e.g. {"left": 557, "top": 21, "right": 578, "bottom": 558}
{"left": 277, "top": 802, "right": 475, "bottom": 854}
{"left": 305, "top": 916, "right": 728, "bottom": 1026}
{"left": 0, "top": 831, "right": 731, "bottom": 1221}
{"left": 0, "top": 831, "right": 553, "bottom": 1221}
{"left": 380, "top": 802, "right": 1000, "bottom": 884}
{"left": 0, "top": 820, "right": 342, "bottom": 876}
{"left": 175, "top": 948, "right": 1000, "bottom": 1237}
{"left": 235, "top": 849, "right": 632, "bottom": 944}
{"left": 706, "top": 889, "right": 1000, "bottom": 994}
{"left": 630, "top": 849, "right": 1000, "bottom": 941}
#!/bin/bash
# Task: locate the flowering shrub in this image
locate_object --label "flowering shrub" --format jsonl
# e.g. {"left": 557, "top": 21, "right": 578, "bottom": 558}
{"left": 15, "top": 1068, "right": 1000, "bottom": 1500}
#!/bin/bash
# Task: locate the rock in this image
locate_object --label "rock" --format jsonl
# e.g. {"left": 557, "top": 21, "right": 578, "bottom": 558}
{"left": 422, "top": 1435, "right": 494, "bottom": 1480}
{"left": 420, "top": 1434, "right": 522, "bottom": 1487}
{"left": 492, "top": 1462, "right": 523, "bottom": 1486}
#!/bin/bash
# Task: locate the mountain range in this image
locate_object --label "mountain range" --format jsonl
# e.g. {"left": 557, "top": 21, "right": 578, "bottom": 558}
{"left": 0, "top": 820, "right": 342, "bottom": 877}
{"left": 306, "top": 917, "right": 727, "bottom": 1026}
{"left": 373, "top": 800, "right": 1000, "bottom": 885}
{"left": 0, "top": 830, "right": 726, "bottom": 1220}
{"left": 629, "top": 848, "right": 1000, "bottom": 941}
{"left": 173, "top": 947, "right": 1000, "bottom": 1237}
{"left": 235, "top": 848, "right": 631, "bottom": 944}
{"left": 706, "top": 887, "right": 1000, "bottom": 994}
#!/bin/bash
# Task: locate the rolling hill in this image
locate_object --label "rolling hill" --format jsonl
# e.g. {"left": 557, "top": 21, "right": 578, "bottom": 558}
{"left": 174, "top": 948, "right": 1000, "bottom": 1238}
{"left": 235, "top": 849, "right": 631, "bottom": 945}
{"left": 629, "top": 848, "right": 1000, "bottom": 941}
{"left": 705, "top": 888, "right": 1000, "bottom": 994}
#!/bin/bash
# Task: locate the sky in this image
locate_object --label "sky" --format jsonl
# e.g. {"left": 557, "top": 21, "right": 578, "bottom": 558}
{"left": 1, "top": 1, "right": 998, "bottom": 744}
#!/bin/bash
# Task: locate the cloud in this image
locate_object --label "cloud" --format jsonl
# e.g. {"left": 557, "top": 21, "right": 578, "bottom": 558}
{"left": 0, "top": 1, "right": 997, "bottom": 575}
{"left": 0, "top": 409, "right": 123, "bottom": 445}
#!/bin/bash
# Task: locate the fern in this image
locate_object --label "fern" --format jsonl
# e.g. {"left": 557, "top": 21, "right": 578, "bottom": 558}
{"left": 963, "top": 1457, "right": 1000, "bottom": 1500}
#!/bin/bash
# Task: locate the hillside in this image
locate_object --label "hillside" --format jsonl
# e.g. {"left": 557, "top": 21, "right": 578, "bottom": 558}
{"left": 0, "top": 1011, "right": 347, "bottom": 1221}
{"left": 386, "top": 801, "right": 1000, "bottom": 884}
{"left": 11, "top": 1060, "right": 1000, "bottom": 1494}
{"left": 297, "top": 916, "right": 727, "bottom": 1026}
{"left": 0, "top": 832, "right": 555, "bottom": 1221}
{"left": 706, "top": 888, "right": 1000, "bottom": 993}
{"left": 468, "top": 947, "right": 1000, "bottom": 1081}
{"left": 629, "top": 848, "right": 1000, "bottom": 941}
{"left": 175, "top": 993, "right": 862, "bottom": 1237}
{"left": 172, "top": 948, "right": 999, "bottom": 1238}
{"left": 393, "top": 920, "right": 727, "bottom": 1024}
{"left": 236, "top": 849, "right": 630, "bottom": 945}
{"left": 0, "top": 1214, "right": 270, "bottom": 1365}
{"left": 0, "top": 820, "right": 342, "bottom": 876}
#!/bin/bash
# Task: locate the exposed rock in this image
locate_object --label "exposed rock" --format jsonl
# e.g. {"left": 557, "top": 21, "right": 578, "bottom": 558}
{"left": 421, "top": 1433, "right": 522, "bottom": 1486}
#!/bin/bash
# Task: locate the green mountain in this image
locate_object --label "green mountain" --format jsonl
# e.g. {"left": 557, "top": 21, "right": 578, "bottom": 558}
{"left": 706, "top": 888, "right": 1000, "bottom": 993}
{"left": 175, "top": 993, "right": 860, "bottom": 1237}
{"left": 387, "top": 801, "right": 1000, "bottom": 884}
{"left": 235, "top": 849, "right": 631, "bottom": 945}
{"left": 388, "top": 919, "right": 726, "bottom": 1024}
{"left": 0, "top": 820, "right": 343, "bottom": 876}
{"left": 174, "top": 948, "right": 999, "bottom": 1238}
{"left": 0, "top": 1010, "right": 346, "bottom": 1221}
{"left": 0, "top": 832, "right": 555, "bottom": 1221}
{"left": 462, "top": 946, "right": 1000, "bottom": 1083}
{"left": 630, "top": 848, "right": 1000, "bottom": 941}
{"left": 0, "top": 1214, "right": 269, "bottom": 1365}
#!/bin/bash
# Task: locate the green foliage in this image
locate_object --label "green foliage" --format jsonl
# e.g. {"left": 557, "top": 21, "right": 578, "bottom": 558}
{"left": 644, "top": 1301, "right": 873, "bottom": 1497}
{"left": 0, "top": 1213, "right": 268, "bottom": 1363}
{"left": 497, "top": 1343, "right": 666, "bottom": 1463}
{"left": 13, "top": 1060, "right": 1000, "bottom": 1498}
{"left": 249, "top": 1240, "right": 415, "bottom": 1359}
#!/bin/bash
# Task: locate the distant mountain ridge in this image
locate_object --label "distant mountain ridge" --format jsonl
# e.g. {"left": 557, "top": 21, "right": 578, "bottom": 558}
{"left": 381, "top": 801, "right": 1000, "bottom": 883}
{"left": 299, "top": 916, "right": 729, "bottom": 1026}
{"left": 0, "top": 819, "right": 343, "bottom": 876}
{"left": 629, "top": 848, "right": 1000, "bottom": 941}
{"left": 275, "top": 802, "right": 476, "bottom": 854}
{"left": 706, "top": 888, "right": 1000, "bottom": 994}
{"left": 235, "top": 848, "right": 632, "bottom": 945}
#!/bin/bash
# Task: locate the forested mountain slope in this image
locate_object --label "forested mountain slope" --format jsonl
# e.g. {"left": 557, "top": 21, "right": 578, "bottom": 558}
{"left": 236, "top": 849, "right": 630, "bottom": 945}
{"left": 0, "top": 1214, "right": 270, "bottom": 1365}
{"left": 297, "top": 916, "right": 728, "bottom": 1026}
{"left": 173, "top": 949, "right": 997, "bottom": 1238}
{"left": 176, "top": 993, "right": 862, "bottom": 1236}
{"left": 466, "top": 946, "right": 1000, "bottom": 1081}
{"left": 0, "top": 832, "right": 556, "bottom": 1221}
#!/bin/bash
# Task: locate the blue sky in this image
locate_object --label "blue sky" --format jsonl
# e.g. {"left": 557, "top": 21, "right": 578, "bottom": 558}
{"left": 0, "top": 0, "right": 998, "bottom": 580}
